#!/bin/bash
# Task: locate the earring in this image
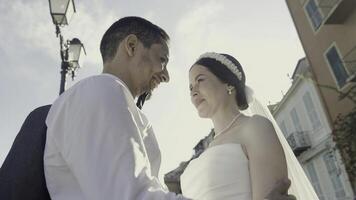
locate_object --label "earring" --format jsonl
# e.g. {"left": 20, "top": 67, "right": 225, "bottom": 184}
{"left": 227, "top": 86, "right": 234, "bottom": 95}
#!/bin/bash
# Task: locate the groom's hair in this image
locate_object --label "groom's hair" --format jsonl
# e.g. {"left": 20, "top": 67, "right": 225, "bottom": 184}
{"left": 194, "top": 54, "right": 249, "bottom": 110}
{"left": 100, "top": 16, "right": 170, "bottom": 63}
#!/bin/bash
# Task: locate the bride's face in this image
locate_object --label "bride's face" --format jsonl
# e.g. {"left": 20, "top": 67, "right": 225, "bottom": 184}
{"left": 189, "top": 64, "right": 229, "bottom": 118}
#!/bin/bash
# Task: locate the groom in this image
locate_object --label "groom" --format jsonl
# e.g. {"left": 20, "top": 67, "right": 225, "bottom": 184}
{"left": 44, "top": 16, "right": 296, "bottom": 200}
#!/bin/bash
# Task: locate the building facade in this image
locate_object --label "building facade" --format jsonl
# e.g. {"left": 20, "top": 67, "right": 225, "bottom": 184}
{"left": 285, "top": 0, "right": 356, "bottom": 194}
{"left": 271, "top": 58, "right": 354, "bottom": 200}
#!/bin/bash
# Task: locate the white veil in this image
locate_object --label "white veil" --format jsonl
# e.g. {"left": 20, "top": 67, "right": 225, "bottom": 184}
{"left": 242, "top": 86, "right": 319, "bottom": 200}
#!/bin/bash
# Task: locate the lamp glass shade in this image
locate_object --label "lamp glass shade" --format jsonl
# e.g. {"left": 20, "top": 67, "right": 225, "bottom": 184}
{"left": 49, "top": 0, "right": 75, "bottom": 25}
{"left": 68, "top": 39, "right": 83, "bottom": 67}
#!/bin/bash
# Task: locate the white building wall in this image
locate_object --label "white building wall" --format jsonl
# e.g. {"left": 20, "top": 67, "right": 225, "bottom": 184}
{"left": 275, "top": 79, "right": 331, "bottom": 145}
{"left": 274, "top": 78, "right": 354, "bottom": 200}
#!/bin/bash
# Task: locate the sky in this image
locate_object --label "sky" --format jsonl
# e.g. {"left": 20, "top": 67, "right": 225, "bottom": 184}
{"left": 0, "top": 0, "right": 305, "bottom": 180}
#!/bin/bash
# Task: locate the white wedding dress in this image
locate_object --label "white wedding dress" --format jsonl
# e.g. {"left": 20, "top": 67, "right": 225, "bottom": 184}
{"left": 180, "top": 143, "right": 251, "bottom": 200}
{"left": 180, "top": 91, "right": 319, "bottom": 200}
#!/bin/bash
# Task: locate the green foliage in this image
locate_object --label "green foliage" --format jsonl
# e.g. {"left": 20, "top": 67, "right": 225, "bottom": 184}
{"left": 331, "top": 86, "right": 356, "bottom": 190}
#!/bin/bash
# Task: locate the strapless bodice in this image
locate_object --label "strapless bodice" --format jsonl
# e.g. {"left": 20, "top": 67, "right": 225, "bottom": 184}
{"left": 180, "top": 143, "right": 251, "bottom": 200}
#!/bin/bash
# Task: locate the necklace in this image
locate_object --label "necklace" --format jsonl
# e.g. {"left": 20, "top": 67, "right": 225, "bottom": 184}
{"left": 214, "top": 113, "right": 242, "bottom": 138}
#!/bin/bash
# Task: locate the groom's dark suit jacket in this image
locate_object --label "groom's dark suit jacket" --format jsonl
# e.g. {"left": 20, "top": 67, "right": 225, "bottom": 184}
{"left": 0, "top": 105, "right": 51, "bottom": 200}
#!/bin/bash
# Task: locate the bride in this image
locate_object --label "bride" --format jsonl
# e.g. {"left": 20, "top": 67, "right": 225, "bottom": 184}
{"left": 180, "top": 52, "right": 319, "bottom": 200}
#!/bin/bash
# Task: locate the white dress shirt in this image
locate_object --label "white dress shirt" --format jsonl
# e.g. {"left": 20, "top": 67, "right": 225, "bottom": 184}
{"left": 44, "top": 74, "right": 187, "bottom": 200}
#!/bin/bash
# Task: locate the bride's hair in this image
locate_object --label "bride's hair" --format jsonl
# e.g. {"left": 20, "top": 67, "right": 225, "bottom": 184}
{"left": 194, "top": 53, "right": 249, "bottom": 110}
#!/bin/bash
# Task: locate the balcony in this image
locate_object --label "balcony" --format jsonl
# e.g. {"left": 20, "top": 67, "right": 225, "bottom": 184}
{"left": 343, "top": 46, "right": 356, "bottom": 82}
{"left": 287, "top": 131, "right": 311, "bottom": 156}
{"left": 318, "top": 0, "right": 356, "bottom": 24}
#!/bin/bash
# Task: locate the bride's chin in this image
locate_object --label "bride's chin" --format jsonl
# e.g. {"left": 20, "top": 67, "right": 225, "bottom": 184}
{"left": 197, "top": 111, "right": 210, "bottom": 118}
{"left": 195, "top": 105, "right": 211, "bottom": 118}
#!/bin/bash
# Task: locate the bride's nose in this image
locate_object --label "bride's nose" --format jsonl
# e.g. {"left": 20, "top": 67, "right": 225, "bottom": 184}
{"left": 190, "top": 85, "right": 199, "bottom": 97}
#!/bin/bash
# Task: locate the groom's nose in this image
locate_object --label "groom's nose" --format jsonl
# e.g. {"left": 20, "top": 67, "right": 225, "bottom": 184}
{"left": 160, "top": 68, "right": 169, "bottom": 83}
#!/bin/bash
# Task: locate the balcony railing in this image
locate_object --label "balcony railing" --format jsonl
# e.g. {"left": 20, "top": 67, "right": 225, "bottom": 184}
{"left": 287, "top": 131, "right": 311, "bottom": 156}
{"left": 318, "top": 0, "right": 356, "bottom": 24}
{"left": 343, "top": 46, "right": 356, "bottom": 81}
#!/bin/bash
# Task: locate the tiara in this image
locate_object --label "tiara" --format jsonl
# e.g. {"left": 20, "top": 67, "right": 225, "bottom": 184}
{"left": 198, "top": 52, "right": 243, "bottom": 81}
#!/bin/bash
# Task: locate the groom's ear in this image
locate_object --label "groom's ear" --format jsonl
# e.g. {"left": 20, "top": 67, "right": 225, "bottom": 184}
{"left": 124, "top": 34, "right": 139, "bottom": 57}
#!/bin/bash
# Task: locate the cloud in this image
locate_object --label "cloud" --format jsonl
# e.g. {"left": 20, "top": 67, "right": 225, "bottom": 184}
{"left": 174, "top": 1, "right": 225, "bottom": 58}
{"left": 0, "top": 0, "right": 306, "bottom": 176}
{"left": 0, "top": 1, "right": 58, "bottom": 59}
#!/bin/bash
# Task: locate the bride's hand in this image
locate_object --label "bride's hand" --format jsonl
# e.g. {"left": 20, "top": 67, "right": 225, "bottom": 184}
{"left": 264, "top": 178, "right": 296, "bottom": 200}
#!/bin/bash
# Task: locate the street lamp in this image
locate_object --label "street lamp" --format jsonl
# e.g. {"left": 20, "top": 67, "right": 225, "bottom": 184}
{"left": 49, "top": 0, "right": 75, "bottom": 26}
{"left": 68, "top": 38, "right": 86, "bottom": 70}
{"left": 48, "top": 0, "right": 85, "bottom": 95}
{"left": 57, "top": 38, "right": 86, "bottom": 94}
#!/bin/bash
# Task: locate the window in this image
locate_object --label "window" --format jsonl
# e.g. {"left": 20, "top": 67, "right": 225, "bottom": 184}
{"left": 303, "top": 92, "right": 322, "bottom": 130}
{"left": 326, "top": 46, "right": 349, "bottom": 88}
{"left": 305, "top": 161, "right": 325, "bottom": 200}
{"left": 305, "top": 0, "right": 323, "bottom": 30}
{"left": 323, "top": 153, "right": 346, "bottom": 199}
{"left": 290, "top": 108, "right": 303, "bottom": 132}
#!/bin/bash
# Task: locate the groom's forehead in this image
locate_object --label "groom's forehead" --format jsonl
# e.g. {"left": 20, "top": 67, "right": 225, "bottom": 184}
{"left": 159, "top": 41, "right": 169, "bottom": 57}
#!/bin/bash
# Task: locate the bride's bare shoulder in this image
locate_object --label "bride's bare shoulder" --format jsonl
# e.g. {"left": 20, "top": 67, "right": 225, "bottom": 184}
{"left": 245, "top": 115, "right": 274, "bottom": 131}
{"left": 240, "top": 115, "right": 279, "bottom": 145}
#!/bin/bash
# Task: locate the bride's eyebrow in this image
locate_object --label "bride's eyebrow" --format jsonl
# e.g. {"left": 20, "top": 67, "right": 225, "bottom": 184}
{"left": 195, "top": 74, "right": 205, "bottom": 81}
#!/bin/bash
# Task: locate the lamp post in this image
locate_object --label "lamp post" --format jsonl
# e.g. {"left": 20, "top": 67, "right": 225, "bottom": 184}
{"left": 48, "top": 0, "right": 85, "bottom": 95}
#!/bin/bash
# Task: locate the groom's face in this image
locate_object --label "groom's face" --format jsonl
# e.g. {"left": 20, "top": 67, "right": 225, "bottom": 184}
{"left": 134, "top": 41, "right": 170, "bottom": 96}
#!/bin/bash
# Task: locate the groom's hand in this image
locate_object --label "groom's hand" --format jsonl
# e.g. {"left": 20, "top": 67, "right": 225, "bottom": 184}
{"left": 264, "top": 178, "right": 296, "bottom": 200}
